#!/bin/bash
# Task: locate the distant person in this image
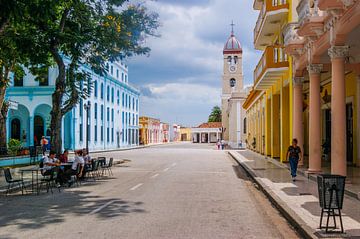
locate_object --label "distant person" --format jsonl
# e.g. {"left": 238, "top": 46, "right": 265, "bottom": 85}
{"left": 81, "top": 148, "right": 92, "bottom": 179}
{"left": 41, "top": 136, "right": 48, "bottom": 155}
{"left": 216, "top": 139, "right": 221, "bottom": 150}
{"left": 65, "top": 150, "right": 84, "bottom": 186}
{"left": 58, "top": 149, "right": 69, "bottom": 163}
{"left": 221, "top": 139, "right": 225, "bottom": 150}
{"left": 286, "top": 138, "right": 302, "bottom": 182}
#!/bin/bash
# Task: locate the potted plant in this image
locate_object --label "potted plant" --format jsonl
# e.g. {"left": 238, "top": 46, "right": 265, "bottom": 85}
{"left": 7, "top": 139, "right": 22, "bottom": 156}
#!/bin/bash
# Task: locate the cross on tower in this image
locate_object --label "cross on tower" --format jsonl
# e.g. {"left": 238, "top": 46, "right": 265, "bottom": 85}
{"left": 230, "top": 20, "right": 235, "bottom": 35}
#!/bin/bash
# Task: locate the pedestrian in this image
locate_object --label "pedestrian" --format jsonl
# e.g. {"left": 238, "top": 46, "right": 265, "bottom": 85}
{"left": 41, "top": 136, "right": 48, "bottom": 155}
{"left": 221, "top": 139, "right": 225, "bottom": 150}
{"left": 286, "top": 138, "right": 302, "bottom": 182}
{"left": 216, "top": 139, "right": 221, "bottom": 150}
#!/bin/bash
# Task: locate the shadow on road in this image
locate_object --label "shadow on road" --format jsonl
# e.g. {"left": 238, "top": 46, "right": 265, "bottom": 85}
{"left": 0, "top": 187, "right": 146, "bottom": 231}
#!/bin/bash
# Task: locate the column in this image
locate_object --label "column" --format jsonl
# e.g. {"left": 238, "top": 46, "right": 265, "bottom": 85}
{"left": 199, "top": 133, "right": 202, "bottom": 143}
{"left": 207, "top": 132, "right": 210, "bottom": 143}
{"left": 29, "top": 116, "right": 34, "bottom": 146}
{"left": 293, "top": 77, "right": 304, "bottom": 166}
{"left": 329, "top": 46, "right": 349, "bottom": 176}
{"left": 271, "top": 94, "right": 280, "bottom": 158}
{"left": 357, "top": 75, "right": 360, "bottom": 167}
{"left": 307, "top": 64, "right": 322, "bottom": 173}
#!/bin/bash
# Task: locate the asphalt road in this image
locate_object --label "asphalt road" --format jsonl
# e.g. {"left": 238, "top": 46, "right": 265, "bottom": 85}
{"left": 0, "top": 142, "right": 299, "bottom": 239}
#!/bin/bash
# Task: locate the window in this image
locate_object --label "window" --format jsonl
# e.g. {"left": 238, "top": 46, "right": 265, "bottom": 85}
{"left": 122, "top": 73, "right": 124, "bottom": 81}
{"left": 94, "top": 81, "right": 98, "bottom": 97}
{"left": 122, "top": 129, "right": 124, "bottom": 142}
{"left": 125, "top": 113, "right": 128, "bottom": 126}
{"left": 125, "top": 75, "right": 127, "bottom": 83}
{"left": 106, "top": 63, "right": 109, "bottom": 72}
{"left": 39, "top": 77, "right": 49, "bottom": 86}
{"left": 111, "top": 109, "right": 114, "bottom": 122}
{"left": 101, "top": 105, "right": 104, "bottom": 121}
{"left": 101, "top": 126, "right": 104, "bottom": 141}
{"left": 117, "top": 90, "right": 120, "bottom": 105}
{"left": 243, "top": 118, "right": 247, "bottom": 134}
{"left": 128, "top": 113, "right": 131, "bottom": 124}
{"left": 107, "top": 127, "right": 110, "bottom": 142}
{"left": 136, "top": 99, "right": 138, "bottom": 111}
{"left": 107, "top": 107, "right": 110, "bottom": 122}
{"left": 122, "top": 93, "right": 125, "bottom": 107}
{"left": 14, "top": 75, "right": 23, "bottom": 87}
{"left": 94, "top": 125, "right": 97, "bottom": 142}
{"left": 107, "top": 85, "right": 110, "bottom": 101}
{"left": 79, "top": 99, "right": 83, "bottom": 117}
{"left": 110, "top": 65, "right": 113, "bottom": 75}
{"left": 230, "top": 78, "right": 236, "bottom": 88}
{"left": 94, "top": 103, "right": 98, "bottom": 120}
{"left": 116, "top": 69, "right": 119, "bottom": 79}
{"left": 80, "top": 122, "right": 83, "bottom": 141}
{"left": 111, "top": 88, "right": 114, "bottom": 103}
{"left": 132, "top": 98, "right": 135, "bottom": 110}
{"left": 101, "top": 83, "right": 104, "bottom": 99}
{"left": 132, "top": 113, "right": 135, "bottom": 125}
{"left": 111, "top": 128, "right": 114, "bottom": 142}
{"left": 122, "top": 111, "right": 124, "bottom": 124}
{"left": 125, "top": 94, "right": 128, "bottom": 108}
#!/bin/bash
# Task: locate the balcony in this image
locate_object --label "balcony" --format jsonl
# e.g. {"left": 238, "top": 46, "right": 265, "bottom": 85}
{"left": 297, "top": 0, "right": 326, "bottom": 37}
{"left": 254, "top": 0, "right": 289, "bottom": 50}
{"left": 254, "top": 46, "right": 289, "bottom": 90}
{"left": 283, "top": 23, "right": 305, "bottom": 56}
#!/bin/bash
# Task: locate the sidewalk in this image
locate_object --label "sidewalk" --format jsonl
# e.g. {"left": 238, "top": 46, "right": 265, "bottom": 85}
{"left": 229, "top": 150, "right": 360, "bottom": 239}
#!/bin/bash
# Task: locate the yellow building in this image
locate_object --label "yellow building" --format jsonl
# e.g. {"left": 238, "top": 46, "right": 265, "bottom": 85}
{"left": 245, "top": 0, "right": 360, "bottom": 176}
{"left": 139, "top": 116, "right": 161, "bottom": 145}
{"left": 244, "top": 0, "right": 293, "bottom": 162}
{"left": 179, "top": 127, "right": 192, "bottom": 141}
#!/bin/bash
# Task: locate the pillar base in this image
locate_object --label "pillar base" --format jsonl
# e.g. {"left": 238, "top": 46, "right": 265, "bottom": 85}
{"left": 306, "top": 169, "right": 322, "bottom": 174}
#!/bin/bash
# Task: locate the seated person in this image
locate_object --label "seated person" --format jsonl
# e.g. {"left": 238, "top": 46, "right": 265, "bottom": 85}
{"left": 65, "top": 150, "right": 84, "bottom": 185}
{"left": 81, "top": 149, "right": 91, "bottom": 179}
{"left": 42, "top": 151, "right": 65, "bottom": 186}
{"left": 58, "top": 149, "right": 69, "bottom": 163}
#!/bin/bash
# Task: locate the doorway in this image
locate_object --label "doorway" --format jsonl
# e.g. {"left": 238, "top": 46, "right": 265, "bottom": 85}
{"left": 11, "top": 119, "right": 21, "bottom": 140}
{"left": 346, "top": 103, "right": 353, "bottom": 164}
{"left": 34, "top": 116, "right": 44, "bottom": 146}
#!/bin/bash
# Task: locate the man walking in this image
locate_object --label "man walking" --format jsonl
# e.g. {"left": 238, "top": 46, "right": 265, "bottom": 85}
{"left": 286, "top": 138, "right": 302, "bottom": 182}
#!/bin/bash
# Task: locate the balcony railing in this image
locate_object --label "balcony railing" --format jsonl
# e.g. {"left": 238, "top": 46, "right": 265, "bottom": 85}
{"left": 254, "top": 46, "right": 289, "bottom": 86}
{"left": 297, "top": 0, "right": 319, "bottom": 26}
{"left": 254, "top": 0, "right": 289, "bottom": 44}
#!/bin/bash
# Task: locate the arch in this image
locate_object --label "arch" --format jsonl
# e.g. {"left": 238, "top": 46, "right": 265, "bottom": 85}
{"left": 8, "top": 104, "right": 30, "bottom": 145}
{"left": 10, "top": 118, "right": 21, "bottom": 140}
{"left": 230, "top": 78, "right": 236, "bottom": 88}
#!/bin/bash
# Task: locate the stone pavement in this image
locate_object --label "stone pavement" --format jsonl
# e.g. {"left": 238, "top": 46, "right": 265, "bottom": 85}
{"left": 229, "top": 150, "right": 360, "bottom": 239}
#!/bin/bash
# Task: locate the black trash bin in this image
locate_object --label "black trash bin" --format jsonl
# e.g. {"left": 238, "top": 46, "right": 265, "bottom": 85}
{"left": 317, "top": 174, "right": 346, "bottom": 233}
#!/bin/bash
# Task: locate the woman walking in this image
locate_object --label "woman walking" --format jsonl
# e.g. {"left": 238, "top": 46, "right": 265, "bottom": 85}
{"left": 286, "top": 138, "right": 302, "bottom": 182}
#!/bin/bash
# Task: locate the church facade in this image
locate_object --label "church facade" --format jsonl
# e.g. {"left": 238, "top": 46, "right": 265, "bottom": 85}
{"left": 221, "top": 28, "right": 247, "bottom": 148}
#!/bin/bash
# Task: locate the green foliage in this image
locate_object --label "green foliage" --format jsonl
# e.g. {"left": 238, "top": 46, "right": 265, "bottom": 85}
{"left": 7, "top": 138, "right": 22, "bottom": 156}
{"left": 208, "top": 106, "right": 222, "bottom": 123}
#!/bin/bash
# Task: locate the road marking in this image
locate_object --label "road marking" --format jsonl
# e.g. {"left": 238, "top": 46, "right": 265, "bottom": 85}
{"left": 163, "top": 167, "right": 170, "bottom": 172}
{"left": 130, "top": 183, "right": 143, "bottom": 191}
{"left": 89, "top": 200, "right": 116, "bottom": 215}
{"left": 171, "top": 163, "right": 177, "bottom": 167}
{"left": 151, "top": 173, "right": 159, "bottom": 178}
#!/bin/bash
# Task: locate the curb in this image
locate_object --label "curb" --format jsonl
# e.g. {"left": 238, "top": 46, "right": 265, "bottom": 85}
{"left": 228, "top": 151, "right": 318, "bottom": 239}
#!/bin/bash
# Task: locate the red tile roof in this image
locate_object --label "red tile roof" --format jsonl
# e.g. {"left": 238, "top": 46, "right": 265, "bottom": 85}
{"left": 196, "top": 122, "right": 222, "bottom": 128}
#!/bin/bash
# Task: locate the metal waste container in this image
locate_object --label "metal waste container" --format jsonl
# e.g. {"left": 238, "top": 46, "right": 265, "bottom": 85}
{"left": 317, "top": 174, "right": 346, "bottom": 233}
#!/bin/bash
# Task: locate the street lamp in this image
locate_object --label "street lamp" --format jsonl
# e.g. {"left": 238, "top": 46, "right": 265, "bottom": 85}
{"left": 84, "top": 101, "right": 91, "bottom": 153}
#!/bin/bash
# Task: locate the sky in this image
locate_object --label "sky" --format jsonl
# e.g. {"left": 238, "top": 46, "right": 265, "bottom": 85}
{"left": 127, "top": 0, "right": 262, "bottom": 127}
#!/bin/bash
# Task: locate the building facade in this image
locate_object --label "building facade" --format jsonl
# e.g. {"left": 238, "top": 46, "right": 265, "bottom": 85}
{"left": 192, "top": 122, "right": 222, "bottom": 143}
{"left": 179, "top": 127, "right": 192, "bottom": 141}
{"left": 221, "top": 27, "right": 247, "bottom": 148}
{"left": 6, "top": 59, "right": 140, "bottom": 151}
{"left": 159, "top": 122, "right": 170, "bottom": 143}
{"left": 244, "top": 0, "right": 360, "bottom": 176}
{"left": 139, "top": 116, "right": 161, "bottom": 145}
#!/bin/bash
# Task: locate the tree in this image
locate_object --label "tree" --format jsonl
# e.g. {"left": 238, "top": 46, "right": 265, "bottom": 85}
{"left": 208, "top": 106, "right": 222, "bottom": 123}
{"left": 24, "top": 0, "right": 159, "bottom": 155}
{"left": 0, "top": 0, "right": 33, "bottom": 152}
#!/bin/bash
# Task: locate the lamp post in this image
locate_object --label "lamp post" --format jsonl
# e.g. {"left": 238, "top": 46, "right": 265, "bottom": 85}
{"left": 84, "top": 101, "right": 91, "bottom": 153}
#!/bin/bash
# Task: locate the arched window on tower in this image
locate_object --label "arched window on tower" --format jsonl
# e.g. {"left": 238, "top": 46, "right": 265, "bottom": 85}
{"left": 230, "top": 78, "right": 236, "bottom": 88}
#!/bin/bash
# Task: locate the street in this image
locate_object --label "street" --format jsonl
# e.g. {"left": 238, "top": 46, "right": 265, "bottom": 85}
{"left": 0, "top": 143, "right": 299, "bottom": 239}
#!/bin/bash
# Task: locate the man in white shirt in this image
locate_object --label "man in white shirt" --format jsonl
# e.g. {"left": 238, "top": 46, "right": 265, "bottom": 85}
{"left": 65, "top": 150, "right": 84, "bottom": 186}
{"left": 42, "top": 151, "right": 65, "bottom": 186}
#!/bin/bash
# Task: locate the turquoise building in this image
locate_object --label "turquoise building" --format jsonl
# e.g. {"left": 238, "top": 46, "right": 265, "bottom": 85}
{"left": 5, "top": 59, "right": 140, "bottom": 151}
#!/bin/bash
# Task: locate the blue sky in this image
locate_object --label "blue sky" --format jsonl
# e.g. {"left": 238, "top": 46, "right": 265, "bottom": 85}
{"left": 127, "top": 0, "right": 261, "bottom": 127}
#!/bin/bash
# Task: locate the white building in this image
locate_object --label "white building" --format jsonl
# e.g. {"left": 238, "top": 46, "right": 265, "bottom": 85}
{"left": 5, "top": 59, "right": 140, "bottom": 151}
